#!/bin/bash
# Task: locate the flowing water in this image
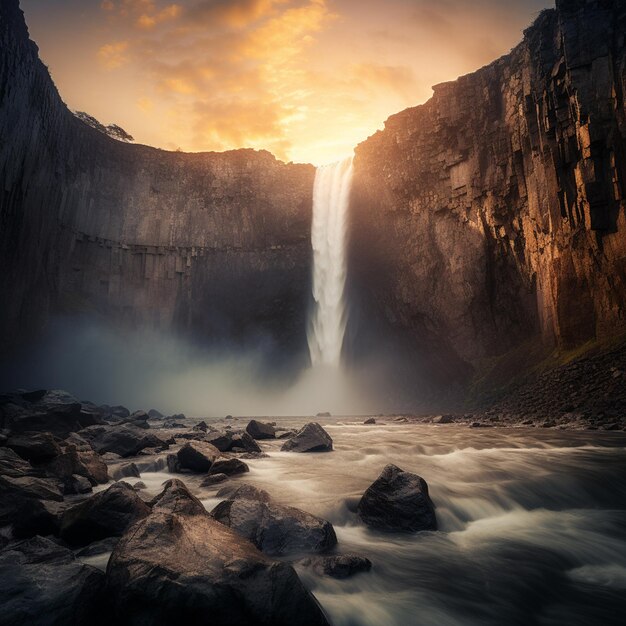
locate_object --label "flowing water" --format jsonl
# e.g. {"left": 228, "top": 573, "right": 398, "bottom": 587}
{"left": 102, "top": 418, "right": 626, "bottom": 626}
{"left": 308, "top": 158, "right": 354, "bottom": 367}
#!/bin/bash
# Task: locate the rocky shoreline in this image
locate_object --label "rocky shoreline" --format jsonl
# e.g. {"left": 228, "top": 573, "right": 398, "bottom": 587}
{"left": 0, "top": 390, "right": 443, "bottom": 625}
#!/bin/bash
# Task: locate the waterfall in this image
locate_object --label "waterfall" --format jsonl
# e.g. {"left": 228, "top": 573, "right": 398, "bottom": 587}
{"left": 307, "top": 156, "right": 354, "bottom": 368}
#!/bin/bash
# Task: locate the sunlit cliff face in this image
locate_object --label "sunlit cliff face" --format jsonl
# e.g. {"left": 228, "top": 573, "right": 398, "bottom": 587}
{"left": 23, "top": 0, "right": 551, "bottom": 165}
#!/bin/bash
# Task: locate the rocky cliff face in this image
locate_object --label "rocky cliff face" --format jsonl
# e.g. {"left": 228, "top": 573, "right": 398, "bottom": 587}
{"left": 351, "top": 0, "right": 626, "bottom": 374}
{"left": 0, "top": 0, "right": 314, "bottom": 359}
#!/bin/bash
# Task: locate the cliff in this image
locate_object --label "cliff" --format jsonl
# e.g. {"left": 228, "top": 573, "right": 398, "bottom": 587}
{"left": 351, "top": 0, "right": 626, "bottom": 376}
{"left": 0, "top": 0, "right": 315, "bottom": 360}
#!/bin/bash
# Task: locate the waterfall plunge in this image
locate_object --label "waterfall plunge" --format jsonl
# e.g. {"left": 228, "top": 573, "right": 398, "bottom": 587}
{"left": 307, "top": 157, "right": 354, "bottom": 368}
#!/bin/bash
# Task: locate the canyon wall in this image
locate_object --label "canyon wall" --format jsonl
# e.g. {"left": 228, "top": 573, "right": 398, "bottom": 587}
{"left": 0, "top": 0, "right": 314, "bottom": 360}
{"left": 351, "top": 0, "right": 626, "bottom": 372}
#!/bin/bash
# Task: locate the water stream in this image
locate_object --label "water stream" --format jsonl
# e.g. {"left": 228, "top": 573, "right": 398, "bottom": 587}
{"left": 98, "top": 419, "right": 626, "bottom": 626}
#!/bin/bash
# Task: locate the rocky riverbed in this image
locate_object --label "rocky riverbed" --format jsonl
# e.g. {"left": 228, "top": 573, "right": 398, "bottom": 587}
{"left": 1, "top": 391, "right": 626, "bottom": 624}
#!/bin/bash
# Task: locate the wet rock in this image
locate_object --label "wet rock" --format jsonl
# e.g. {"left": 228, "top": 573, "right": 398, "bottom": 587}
{"left": 316, "top": 412, "right": 331, "bottom": 417}
{"left": 192, "top": 420, "right": 208, "bottom": 432}
{"left": 66, "top": 474, "right": 93, "bottom": 495}
{"left": 148, "top": 408, "right": 163, "bottom": 419}
{"left": 177, "top": 441, "right": 220, "bottom": 472}
{"left": 75, "top": 536, "right": 119, "bottom": 557}
{"left": 110, "top": 462, "right": 140, "bottom": 480}
{"left": 230, "top": 430, "right": 262, "bottom": 452}
{"left": 364, "top": 418, "right": 376, "bottom": 424}
{"left": 0, "top": 389, "right": 83, "bottom": 436}
{"left": 60, "top": 482, "right": 151, "bottom": 546}
{"left": 204, "top": 430, "right": 233, "bottom": 451}
{"left": 0, "top": 474, "right": 65, "bottom": 538}
{"left": 64, "top": 432, "right": 94, "bottom": 452}
{"left": 239, "top": 451, "right": 270, "bottom": 459}
{"left": 6, "top": 431, "right": 62, "bottom": 463}
{"left": 133, "top": 481, "right": 147, "bottom": 490}
{"left": 0, "top": 447, "right": 33, "bottom": 477}
{"left": 166, "top": 453, "right": 181, "bottom": 473}
{"left": 80, "top": 424, "right": 168, "bottom": 458}
{"left": 0, "top": 536, "right": 107, "bottom": 625}
{"left": 281, "top": 422, "right": 333, "bottom": 453}
{"left": 209, "top": 456, "right": 249, "bottom": 476}
{"left": 216, "top": 483, "right": 272, "bottom": 503}
{"left": 123, "top": 410, "right": 150, "bottom": 429}
{"left": 245, "top": 419, "right": 276, "bottom": 440}
{"left": 357, "top": 464, "right": 437, "bottom": 532}
{"left": 44, "top": 444, "right": 109, "bottom": 489}
{"left": 212, "top": 497, "right": 337, "bottom": 556}
{"left": 301, "top": 554, "right": 372, "bottom": 579}
{"left": 150, "top": 479, "right": 207, "bottom": 516}
{"left": 432, "top": 415, "right": 454, "bottom": 424}
{"left": 107, "top": 485, "right": 330, "bottom": 626}
{"left": 201, "top": 473, "right": 229, "bottom": 486}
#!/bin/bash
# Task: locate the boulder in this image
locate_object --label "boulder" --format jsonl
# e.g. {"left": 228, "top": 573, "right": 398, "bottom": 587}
{"left": 281, "top": 423, "right": 333, "bottom": 453}
{"left": 230, "top": 431, "right": 261, "bottom": 452}
{"left": 245, "top": 419, "right": 276, "bottom": 440}
{"left": 204, "top": 430, "right": 233, "bottom": 451}
{"left": 216, "top": 483, "right": 272, "bottom": 503}
{"left": 275, "top": 429, "right": 296, "bottom": 439}
{"left": 364, "top": 418, "right": 376, "bottom": 425}
{"left": 66, "top": 474, "right": 92, "bottom": 495}
{"left": 166, "top": 453, "right": 181, "bottom": 473}
{"left": 123, "top": 410, "right": 150, "bottom": 429}
{"left": 357, "top": 464, "right": 437, "bottom": 532}
{"left": 192, "top": 420, "right": 208, "bottom": 432}
{"left": 209, "top": 456, "right": 249, "bottom": 476}
{"left": 316, "top": 412, "right": 331, "bottom": 417}
{"left": 200, "top": 473, "right": 229, "bottom": 486}
{"left": 64, "top": 432, "right": 95, "bottom": 452}
{"left": 150, "top": 479, "right": 207, "bottom": 516}
{"left": 107, "top": 487, "right": 330, "bottom": 626}
{"left": 43, "top": 444, "right": 109, "bottom": 488}
{"left": 0, "top": 446, "right": 35, "bottom": 477}
{"left": 0, "top": 474, "right": 64, "bottom": 538}
{"left": 60, "top": 482, "right": 151, "bottom": 546}
{"left": 177, "top": 441, "right": 220, "bottom": 472}
{"left": 80, "top": 424, "right": 167, "bottom": 457}
{"left": 301, "top": 554, "right": 372, "bottom": 579}
{"left": 0, "top": 389, "right": 84, "bottom": 436}
{"left": 148, "top": 409, "right": 164, "bottom": 419}
{"left": 6, "top": 431, "right": 62, "bottom": 463}
{"left": 110, "top": 462, "right": 140, "bottom": 480}
{"left": 432, "top": 414, "right": 453, "bottom": 424}
{"left": 212, "top": 498, "right": 337, "bottom": 556}
{"left": 0, "top": 536, "right": 107, "bottom": 625}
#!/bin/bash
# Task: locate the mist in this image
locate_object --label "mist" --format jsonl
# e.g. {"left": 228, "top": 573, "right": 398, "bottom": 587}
{"left": 0, "top": 317, "right": 400, "bottom": 417}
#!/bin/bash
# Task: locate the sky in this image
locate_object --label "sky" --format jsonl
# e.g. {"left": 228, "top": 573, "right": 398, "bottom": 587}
{"left": 22, "top": 0, "right": 552, "bottom": 165}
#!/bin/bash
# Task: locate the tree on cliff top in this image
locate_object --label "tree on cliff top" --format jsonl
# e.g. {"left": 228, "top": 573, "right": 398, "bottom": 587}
{"left": 73, "top": 111, "right": 134, "bottom": 143}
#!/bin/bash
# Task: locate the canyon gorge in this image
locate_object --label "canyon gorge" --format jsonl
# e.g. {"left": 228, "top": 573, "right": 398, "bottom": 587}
{"left": 1, "top": 0, "right": 625, "bottom": 412}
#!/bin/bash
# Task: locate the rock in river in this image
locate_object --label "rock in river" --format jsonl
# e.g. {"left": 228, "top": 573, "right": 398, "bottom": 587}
{"left": 357, "top": 464, "right": 437, "bottom": 532}
{"left": 177, "top": 441, "right": 220, "bottom": 472}
{"left": 106, "top": 480, "right": 331, "bottom": 626}
{"left": 60, "top": 481, "right": 151, "bottom": 546}
{"left": 0, "top": 536, "right": 106, "bottom": 625}
{"left": 281, "top": 422, "right": 333, "bottom": 453}
{"left": 245, "top": 419, "right": 276, "bottom": 440}
{"left": 212, "top": 489, "right": 337, "bottom": 556}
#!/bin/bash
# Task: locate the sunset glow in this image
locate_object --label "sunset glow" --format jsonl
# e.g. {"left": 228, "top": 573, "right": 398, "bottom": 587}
{"left": 23, "top": 0, "right": 551, "bottom": 165}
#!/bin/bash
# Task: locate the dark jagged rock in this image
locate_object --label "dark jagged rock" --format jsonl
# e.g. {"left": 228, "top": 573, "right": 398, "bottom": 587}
{"left": 0, "top": 447, "right": 34, "bottom": 477}
{"left": 166, "top": 453, "right": 181, "bottom": 473}
{"left": 216, "top": 483, "right": 272, "bottom": 503}
{"left": 6, "top": 431, "right": 62, "bottom": 463}
{"left": 177, "top": 441, "right": 220, "bottom": 472}
{"left": 0, "top": 536, "right": 107, "bottom": 625}
{"left": 110, "top": 462, "right": 140, "bottom": 480}
{"left": 107, "top": 485, "right": 331, "bottom": 626}
{"left": 148, "top": 409, "right": 163, "bottom": 419}
{"left": 364, "top": 418, "right": 376, "bottom": 425}
{"left": 0, "top": 390, "right": 84, "bottom": 436}
{"left": 80, "top": 424, "right": 168, "bottom": 458}
{"left": 75, "top": 536, "right": 119, "bottom": 558}
{"left": 245, "top": 419, "right": 276, "bottom": 440}
{"left": 43, "top": 444, "right": 109, "bottom": 488}
{"left": 281, "top": 422, "right": 333, "bottom": 453}
{"left": 212, "top": 496, "right": 337, "bottom": 556}
{"left": 230, "top": 431, "right": 262, "bottom": 452}
{"left": 150, "top": 479, "right": 206, "bottom": 516}
{"left": 432, "top": 415, "right": 454, "bottom": 424}
{"left": 357, "top": 464, "right": 437, "bottom": 532}
{"left": 301, "top": 554, "right": 372, "bottom": 579}
{"left": 0, "top": 474, "right": 65, "bottom": 538}
{"left": 60, "top": 481, "right": 151, "bottom": 546}
{"left": 66, "top": 474, "right": 92, "bottom": 494}
{"left": 204, "top": 430, "right": 233, "bottom": 451}
{"left": 209, "top": 456, "right": 249, "bottom": 476}
{"left": 201, "top": 473, "right": 229, "bottom": 486}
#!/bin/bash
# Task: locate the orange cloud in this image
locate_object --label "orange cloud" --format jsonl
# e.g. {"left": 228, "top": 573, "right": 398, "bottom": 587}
{"left": 97, "top": 41, "right": 130, "bottom": 69}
